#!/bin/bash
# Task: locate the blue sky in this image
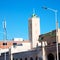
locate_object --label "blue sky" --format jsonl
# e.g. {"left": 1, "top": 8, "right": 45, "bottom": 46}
{"left": 0, "top": 0, "right": 60, "bottom": 40}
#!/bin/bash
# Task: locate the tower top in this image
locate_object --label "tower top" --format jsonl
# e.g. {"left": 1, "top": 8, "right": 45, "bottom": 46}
{"left": 32, "top": 9, "right": 37, "bottom": 17}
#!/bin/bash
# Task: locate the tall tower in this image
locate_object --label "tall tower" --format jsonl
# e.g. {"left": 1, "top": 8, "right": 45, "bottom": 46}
{"left": 28, "top": 11, "right": 40, "bottom": 48}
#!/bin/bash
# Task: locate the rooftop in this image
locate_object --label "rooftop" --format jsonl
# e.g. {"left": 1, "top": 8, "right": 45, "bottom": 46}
{"left": 38, "top": 30, "right": 56, "bottom": 45}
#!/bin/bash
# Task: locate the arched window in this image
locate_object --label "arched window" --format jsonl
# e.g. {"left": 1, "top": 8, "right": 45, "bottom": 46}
{"left": 36, "top": 56, "right": 38, "bottom": 60}
{"left": 30, "top": 57, "right": 33, "bottom": 60}
{"left": 47, "top": 53, "right": 54, "bottom": 60}
{"left": 20, "top": 58, "right": 22, "bottom": 60}
{"left": 25, "top": 57, "right": 27, "bottom": 60}
{"left": 16, "top": 59, "right": 18, "bottom": 60}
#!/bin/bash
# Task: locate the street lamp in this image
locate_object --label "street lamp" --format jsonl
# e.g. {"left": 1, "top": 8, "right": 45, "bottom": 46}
{"left": 42, "top": 6, "right": 59, "bottom": 60}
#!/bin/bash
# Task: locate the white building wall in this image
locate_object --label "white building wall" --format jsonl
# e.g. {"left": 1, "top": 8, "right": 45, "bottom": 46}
{"left": 0, "top": 49, "right": 9, "bottom": 53}
{"left": 11, "top": 42, "right": 31, "bottom": 54}
{"left": 14, "top": 38, "right": 23, "bottom": 41}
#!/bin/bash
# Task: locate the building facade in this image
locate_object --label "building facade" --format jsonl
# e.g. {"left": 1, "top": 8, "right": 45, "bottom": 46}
{"left": 0, "top": 12, "right": 41, "bottom": 60}
{"left": 0, "top": 12, "right": 60, "bottom": 60}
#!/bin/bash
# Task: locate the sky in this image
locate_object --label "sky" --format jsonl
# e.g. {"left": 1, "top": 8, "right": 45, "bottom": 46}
{"left": 0, "top": 0, "right": 60, "bottom": 40}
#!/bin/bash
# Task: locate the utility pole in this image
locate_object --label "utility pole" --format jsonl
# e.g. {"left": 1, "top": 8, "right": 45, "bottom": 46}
{"left": 42, "top": 6, "right": 59, "bottom": 60}
{"left": 3, "top": 20, "right": 7, "bottom": 60}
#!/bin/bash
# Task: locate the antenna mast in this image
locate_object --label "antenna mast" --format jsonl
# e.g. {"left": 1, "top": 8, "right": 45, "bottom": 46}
{"left": 33, "top": 8, "right": 35, "bottom": 15}
{"left": 3, "top": 20, "right": 7, "bottom": 40}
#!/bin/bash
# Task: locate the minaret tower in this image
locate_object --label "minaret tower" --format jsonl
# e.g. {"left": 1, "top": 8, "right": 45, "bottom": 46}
{"left": 28, "top": 10, "right": 40, "bottom": 48}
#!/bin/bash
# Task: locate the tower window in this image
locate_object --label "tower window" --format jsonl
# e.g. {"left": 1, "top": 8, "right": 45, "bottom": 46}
{"left": 3, "top": 42, "right": 7, "bottom": 45}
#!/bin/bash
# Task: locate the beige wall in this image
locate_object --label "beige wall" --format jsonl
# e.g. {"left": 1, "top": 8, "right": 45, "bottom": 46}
{"left": 29, "top": 16, "right": 40, "bottom": 48}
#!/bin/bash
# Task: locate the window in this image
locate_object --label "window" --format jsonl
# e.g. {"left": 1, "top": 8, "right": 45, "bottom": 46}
{"left": 36, "top": 56, "right": 38, "bottom": 60}
{"left": 13, "top": 58, "right": 14, "bottom": 60}
{"left": 41, "top": 37, "right": 44, "bottom": 40}
{"left": 17, "top": 44, "right": 23, "bottom": 46}
{"left": 3, "top": 42, "right": 7, "bottom": 45}
{"left": 53, "top": 42, "right": 56, "bottom": 44}
{"left": 39, "top": 37, "right": 44, "bottom": 41}
{"left": 13, "top": 43, "right": 17, "bottom": 45}
{"left": 30, "top": 57, "right": 33, "bottom": 60}
{"left": 16, "top": 59, "right": 18, "bottom": 60}
{"left": 25, "top": 57, "right": 27, "bottom": 60}
{"left": 20, "top": 58, "right": 22, "bottom": 60}
{"left": 13, "top": 43, "right": 17, "bottom": 47}
{"left": 48, "top": 43, "right": 50, "bottom": 45}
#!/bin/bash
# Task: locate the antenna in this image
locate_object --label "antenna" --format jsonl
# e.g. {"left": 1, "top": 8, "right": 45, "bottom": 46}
{"left": 3, "top": 20, "right": 7, "bottom": 40}
{"left": 3, "top": 20, "right": 6, "bottom": 29}
{"left": 33, "top": 8, "right": 35, "bottom": 15}
{"left": 32, "top": 8, "right": 37, "bottom": 17}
